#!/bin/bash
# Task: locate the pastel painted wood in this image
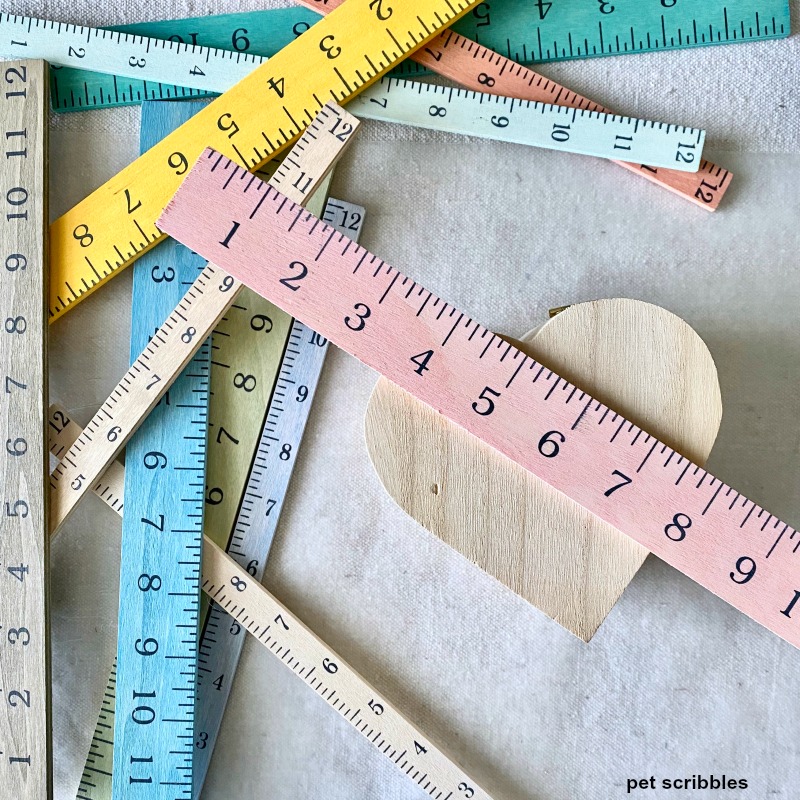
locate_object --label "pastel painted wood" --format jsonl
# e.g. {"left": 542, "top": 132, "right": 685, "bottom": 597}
{"left": 47, "top": 408, "right": 493, "bottom": 800}
{"left": 364, "top": 300, "right": 723, "bottom": 641}
{"left": 0, "top": 59, "right": 50, "bottom": 800}
{"left": 46, "top": 0, "right": 481, "bottom": 320}
{"left": 297, "top": 0, "right": 731, "bottom": 210}
{"left": 158, "top": 156, "right": 800, "bottom": 649}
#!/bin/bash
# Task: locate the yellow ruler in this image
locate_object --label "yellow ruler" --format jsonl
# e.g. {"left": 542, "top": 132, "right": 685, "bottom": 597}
{"left": 47, "top": 0, "right": 481, "bottom": 322}
{"left": 0, "top": 59, "right": 50, "bottom": 800}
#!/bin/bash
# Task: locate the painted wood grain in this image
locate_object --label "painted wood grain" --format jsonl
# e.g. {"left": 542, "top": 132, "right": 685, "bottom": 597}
{"left": 0, "top": 59, "right": 50, "bottom": 800}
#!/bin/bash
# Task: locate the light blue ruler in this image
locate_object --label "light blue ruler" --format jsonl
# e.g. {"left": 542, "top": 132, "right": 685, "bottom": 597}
{"left": 192, "top": 198, "right": 366, "bottom": 796}
{"left": 112, "top": 100, "right": 211, "bottom": 800}
{"left": 43, "top": 1, "right": 792, "bottom": 112}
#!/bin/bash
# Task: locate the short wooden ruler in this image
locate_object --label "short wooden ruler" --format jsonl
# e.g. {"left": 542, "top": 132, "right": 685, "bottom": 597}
{"left": 0, "top": 59, "right": 50, "bottom": 800}
{"left": 46, "top": 0, "right": 792, "bottom": 110}
{"left": 111, "top": 99, "right": 213, "bottom": 799}
{"left": 160, "top": 149, "right": 800, "bottom": 651}
{"left": 48, "top": 408, "right": 493, "bottom": 800}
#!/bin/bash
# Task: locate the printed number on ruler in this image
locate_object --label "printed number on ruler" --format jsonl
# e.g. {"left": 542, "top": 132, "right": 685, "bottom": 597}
{"left": 350, "top": 77, "right": 705, "bottom": 171}
{"left": 298, "top": 0, "right": 731, "bottom": 210}
{"left": 194, "top": 197, "right": 366, "bottom": 796}
{"left": 0, "top": 0, "right": 483, "bottom": 321}
{"left": 47, "top": 103, "right": 359, "bottom": 537}
{"left": 0, "top": 59, "right": 49, "bottom": 800}
{"left": 160, "top": 150, "right": 800, "bottom": 651}
{"left": 111, "top": 99, "right": 213, "bottom": 800}
{"left": 48, "top": 409, "right": 495, "bottom": 800}
{"left": 453, "top": 0, "right": 791, "bottom": 64}
{"left": 203, "top": 165, "right": 332, "bottom": 596}
{"left": 46, "top": 0, "right": 792, "bottom": 112}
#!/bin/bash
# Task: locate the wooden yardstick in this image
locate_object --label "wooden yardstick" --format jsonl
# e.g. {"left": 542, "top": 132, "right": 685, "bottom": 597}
{"left": 0, "top": 60, "right": 50, "bottom": 800}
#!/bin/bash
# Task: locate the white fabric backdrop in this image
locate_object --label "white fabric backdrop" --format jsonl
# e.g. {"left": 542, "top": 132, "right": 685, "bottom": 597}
{"left": 7, "top": 0, "right": 800, "bottom": 797}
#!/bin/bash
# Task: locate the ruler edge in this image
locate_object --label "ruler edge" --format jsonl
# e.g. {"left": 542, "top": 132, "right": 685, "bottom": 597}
{"left": 0, "top": 57, "right": 53, "bottom": 799}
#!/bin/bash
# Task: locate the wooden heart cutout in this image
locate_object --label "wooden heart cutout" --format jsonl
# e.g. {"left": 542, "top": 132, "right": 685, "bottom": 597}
{"left": 364, "top": 299, "right": 723, "bottom": 641}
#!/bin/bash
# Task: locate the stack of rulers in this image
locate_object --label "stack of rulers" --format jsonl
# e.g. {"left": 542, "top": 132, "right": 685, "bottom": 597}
{"left": 0, "top": 0, "right": 794, "bottom": 798}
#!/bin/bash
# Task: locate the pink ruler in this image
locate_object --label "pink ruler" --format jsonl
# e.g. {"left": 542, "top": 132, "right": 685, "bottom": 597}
{"left": 159, "top": 150, "right": 800, "bottom": 650}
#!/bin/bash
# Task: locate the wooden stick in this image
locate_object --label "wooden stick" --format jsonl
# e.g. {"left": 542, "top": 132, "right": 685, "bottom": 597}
{"left": 0, "top": 59, "right": 50, "bottom": 800}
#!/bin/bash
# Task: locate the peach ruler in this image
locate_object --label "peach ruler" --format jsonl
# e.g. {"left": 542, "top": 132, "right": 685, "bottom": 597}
{"left": 159, "top": 149, "right": 800, "bottom": 651}
{"left": 297, "top": 0, "right": 731, "bottom": 210}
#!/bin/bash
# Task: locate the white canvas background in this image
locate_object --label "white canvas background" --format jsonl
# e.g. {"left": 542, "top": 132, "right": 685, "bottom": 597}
{"left": 4, "top": 0, "right": 800, "bottom": 797}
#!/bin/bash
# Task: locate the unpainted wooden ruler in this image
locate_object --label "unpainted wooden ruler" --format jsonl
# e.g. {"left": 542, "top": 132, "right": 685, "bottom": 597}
{"left": 47, "top": 103, "right": 359, "bottom": 538}
{"left": 46, "top": 0, "right": 792, "bottom": 110}
{"left": 160, "top": 149, "right": 800, "bottom": 651}
{"left": 48, "top": 408, "right": 493, "bottom": 800}
{"left": 110, "top": 99, "right": 213, "bottom": 799}
{"left": 299, "top": 0, "right": 731, "bottom": 210}
{"left": 193, "top": 197, "right": 366, "bottom": 795}
{"left": 0, "top": 59, "right": 50, "bottom": 800}
{"left": 0, "top": 0, "right": 483, "bottom": 322}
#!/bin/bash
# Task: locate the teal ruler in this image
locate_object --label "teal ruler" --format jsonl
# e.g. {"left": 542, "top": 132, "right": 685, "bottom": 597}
{"left": 112, "top": 100, "right": 211, "bottom": 799}
{"left": 48, "top": 0, "right": 791, "bottom": 112}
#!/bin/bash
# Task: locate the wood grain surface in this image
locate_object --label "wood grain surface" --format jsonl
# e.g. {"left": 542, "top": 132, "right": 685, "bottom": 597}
{"left": 364, "top": 299, "right": 723, "bottom": 641}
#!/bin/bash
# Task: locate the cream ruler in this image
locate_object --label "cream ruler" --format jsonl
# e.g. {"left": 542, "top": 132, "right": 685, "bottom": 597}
{"left": 159, "top": 149, "right": 800, "bottom": 650}
{"left": 47, "top": 103, "right": 359, "bottom": 537}
{"left": 0, "top": 59, "right": 50, "bottom": 800}
{"left": 48, "top": 408, "right": 493, "bottom": 800}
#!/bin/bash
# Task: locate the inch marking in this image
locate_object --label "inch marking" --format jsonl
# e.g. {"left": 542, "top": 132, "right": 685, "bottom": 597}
{"left": 48, "top": 410, "right": 492, "bottom": 800}
{"left": 160, "top": 149, "right": 800, "bottom": 650}
{"left": 0, "top": 59, "right": 50, "bottom": 800}
{"left": 47, "top": 103, "right": 359, "bottom": 536}
{"left": 37, "top": 0, "right": 482, "bottom": 320}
